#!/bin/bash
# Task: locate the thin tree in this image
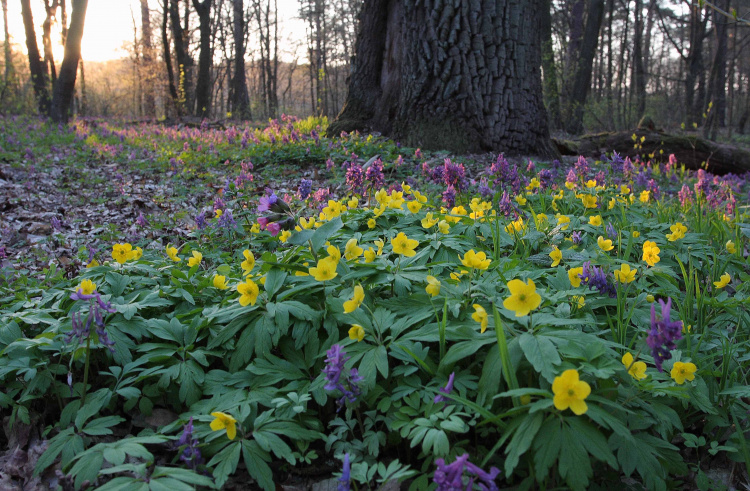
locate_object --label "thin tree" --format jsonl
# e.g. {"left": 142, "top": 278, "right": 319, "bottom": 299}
{"left": 21, "top": 0, "right": 51, "bottom": 113}
{"left": 192, "top": 0, "right": 213, "bottom": 117}
{"left": 231, "top": 0, "right": 251, "bottom": 118}
{"left": 141, "top": 0, "right": 156, "bottom": 117}
{"left": 329, "top": 0, "right": 557, "bottom": 156}
{"left": 2, "top": 0, "right": 14, "bottom": 88}
{"left": 161, "top": 0, "right": 179, "bottom": 115}
{"left": 50, "top": 0, "right": 88, "bottom": 122}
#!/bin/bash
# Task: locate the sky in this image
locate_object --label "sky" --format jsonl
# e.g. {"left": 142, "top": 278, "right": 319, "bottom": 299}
{"left": 5, "top": 0, "right": 307, "bottom": 63}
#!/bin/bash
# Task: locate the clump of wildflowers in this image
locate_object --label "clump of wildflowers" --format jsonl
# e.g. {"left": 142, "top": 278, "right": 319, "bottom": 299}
{"left": 433, "top": 453, "right": 500, "bottom": 490}
{"left": 176, "top": 417, "right": 203, "bottom": 470}
{"left": 646, "top": 298, "right": 683, "bottom": 372}
{"left": 579, "top": 261, "right": 615, "bottom": 297}
{"left": 67, "top": 283, "right": 117, "bottom": 351}
{"left": 323, "top": 345, "right": 364, "bottom": 409}
{"left": 297, "top": 179, "right": 312, "bottom": 200}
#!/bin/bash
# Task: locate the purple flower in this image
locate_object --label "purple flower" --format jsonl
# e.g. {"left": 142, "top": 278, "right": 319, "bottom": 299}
{"left": 365, "top": 159, "right": 385, "bottom": 190}
{"left": 579, "top": 261, "right": 614, "bottom": 297}
{"left": 136, "top": 212, "right": 149, "bottom": 228}
{"left": 605, "top": 222, "right": 617, "bottom": 240}
{"left": 177, "top": 417, "right": 203, "bottom": 470}
{"left": 195, "top": 211, "right": 208, "bottom": 230}
{"left": 433, "top": 454, "right": 500, "bottom": 491}
{"left": 574, "top": 155, "right": 589, "bottom": 179}
{"left": 570, "top": 231, "right": 582, "bottom": 245}
{"left": 565, "top": 169, "right": 577, "bottom": 186}
{"left": 442, "top": 159, "right": 467, "bottom": 191}
{"left": 442, "top": 186, "right": 457, "bottom": 208}
{"left": 678, "top": 185, "right": 692, "bottom": 207}
{"left": 647, "top": 298, "right": 683, "bottom": 372}
{"left": 338, "top": 453, "right": 351, "bottom": 491}
{"left": 217, "top": 209, "right": 237, "bottom": 230}
{"left": 323, "top": 345, "right": 364, "bottom": 409}
{"left": 297, "top": 179, "right": 313, "bottom": 200}
{"left": 434, "top": 372, "right": 455, "bottom": 403}
{"left": 478, "top": 179, "right": 493, "bottom": 200}
{"left": 213, "top": 197, "right": 226, "bottom": 212}
{"left": 415, "top": 148, "right": 423, "bottom": 160}
{"left": 51, "top": 217, "right": 63, "bottom": 231}
{"left": 526, "top": 160, "right": 535, "bottom": 173}
{"left": 346, "top": 164, "right": 364, "bottom": 193}
{"left": 257, "top": 190, "right": 278, "bottom": 213}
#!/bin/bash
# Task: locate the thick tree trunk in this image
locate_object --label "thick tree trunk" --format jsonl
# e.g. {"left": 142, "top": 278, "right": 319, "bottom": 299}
{"left": 703, "top": 0, "right": 728, "bottom": 140}
{"left": 42, "top": 0, "right": 57, "bottom": 85}
{"left": 564, "top": 0, "right": 605, "bottom": 135}
{"left": 329, "top": 0, "right": 556, "bottom": 157}
{"left": 21, "top": 0, "right": 50, "bottom": 113}
{"left": 230, "top": 0, "right": 250, "bottom": 118}
{"left": 170, "top": 0, "right": 192, "bottom": 115}
{"left": 140, "top": 0, "right": 155, "bottom": 117}
{"left": 49, "top": 0, "right": 87, "bottom": 122}
{"left": 161, "top": 0, "right": 179, "bottom": 115}
{"left": 192, "top": 0, "right": 212, "bottom": 117}
{"left": 541, "top": 0, "right": 562, "bottom": 129}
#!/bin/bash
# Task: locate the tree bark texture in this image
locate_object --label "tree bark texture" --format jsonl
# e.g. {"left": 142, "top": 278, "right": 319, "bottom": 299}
{"left": 170, "top": 0, "right": 193, "bottom": 114}
{"left": 330, "top": 0, "right": 557, "bottom": 157}
{"left": 141, "top": 0, "right": 155, "bottom": 117}
{"left": 161, "top": 0, "right": 179, "bottom": 115}
{"left": 541, "top": 0, "right": 562, "bottom": 129}
{"left": 49, "top": 0, "right": 87, "bottom": 122}
{"left": 703, "top": 0, "right": 728, "bottom": 140}
{"left": 564, "top": 0, "right": 604, "bottom": 135}
{"left": 192, "top": 0, "right": 213, "bottom": 117}
{"left": 230, "top": 0, "right": 250, "bottom": 118}
{"left": 21, "top": 0, "right": 50, "bottom": 113}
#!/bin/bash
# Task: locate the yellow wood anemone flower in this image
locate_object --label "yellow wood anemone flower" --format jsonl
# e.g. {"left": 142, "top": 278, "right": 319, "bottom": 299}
{"left": 348, "top": 324, "right": 365, "bottom": 342}
{"left": 309, "top": 257, "right": 338, "bottom": 282}
{"left": 460, "top": 249, "right": 491, "bottom": 270}
{"left": 597, "top": 236, "right": 614, "bottom": 252}
{"left": 471, "top": 304, "right": 488, "bottom": 333}
{"left": 241, "top": 250, "right": 255, "bottom": 275}
{"left": 588, "top": 215, "right": 602, "bottom": 226}
{"left": 642, "top": 241, "right": 660, "bottom": 267}
{"left": 391, "top": 232, "right": 419, "bottom": 257}
{"left": 614, "top": 263, "right": 636, "bottom": 284}
{"left": 166, "top": 244, "right": 181, "bottom": 262}
{"left": 568, "top": 267, "right": 583, "bottom": 288}
{"left": 713, "top": 273, "right": 731, "bottom": 289}
{"left": 549, "top": 246, "right": 562, "bottom": 267}
{"left": 210, "top": 412, "right": 237, "bottom": 440}
{"left": 344, "top": 239, "right": 364, "bottom": 261}
{"left": 502, "top": 279, "right": 542, "bottom": 317}
{"left": 621, "top": 352, "right": 647, "bottom": 380}
{"left": 671, "top": 361, "right": 697, "bottom": 385}
{"left": 343, "top": 285, "right": 365, "bottom": 313}
{"left": 552, "top": 369, "right": 591, "bottom": 415}
{"left": 726, "top": 240, "right": 736, "bottom": 254}
{"left": 425, "top": 275, "right": 441, "bottom": 297}
{"left": 187, "top": 251, "right": 203, "bottom": 267}
{"left": 237, "top": 278, "right": 259, "bottom": 306}
{"left": 213, "top": 275, "right": 228, "bottom": 290}
{"left": 112, "top": 243, "right": 134, "bottom": 264}
{"left": 76, "top": 279, "right": 97, "bottom": 296}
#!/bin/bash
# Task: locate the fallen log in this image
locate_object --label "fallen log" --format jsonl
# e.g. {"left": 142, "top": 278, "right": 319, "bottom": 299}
{"left": 552, "top": 130, "right": 750, "bottom": 175}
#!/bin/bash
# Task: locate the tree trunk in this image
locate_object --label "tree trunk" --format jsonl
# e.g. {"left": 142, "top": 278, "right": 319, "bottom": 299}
{"left": 50, "top": 0, "right": 87, "bottom": 122}
{"left": 540, "top": 0, "right": 561, "bottom": 129}
{"left": 329, "top": 0, "right": 556, "bottom": 157}
{"left": 631, "top": 0, "right": 646, "bottom": 119}
{"left": 703, "top": 0, "right": 728, "bottom": 140}
{"left": 192, "top": 0, "right": 212, "bottom": 117}
{"left": 21, "top": 0, "right": 51, "bottom": 113}
{"left": 162, "top": 0, "right": 179, "bottom": 115}
{"left": 564, "top": 0, "right": 605, "bottom": 135}
{"left": 685, "top": 0, "right": 706, "bottom": 125}
{"left": 78, "top": 57, "right": 86, "bottom": 116}
{"left": 2, "top": 0, "right": 13, "bottom": 86}
{"left": 42, "top": 0, "right": 57, "bottom": 85}
{"left": 230, "top": 0, "right": 250, "bottom": 118}
{"left": 140, "top": 0, "right": 155, "bottom": 117}
{"left": 170, "top": 0, "right": 192, "bottom": 115}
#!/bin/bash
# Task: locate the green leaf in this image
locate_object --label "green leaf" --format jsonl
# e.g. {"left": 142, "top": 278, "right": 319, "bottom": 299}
{"left": 242, "top": 440, "right": 274, "bottom": 491}
{"left": 34, "top": 428, "right": 75, "bottom": 475}
{"left": 310, "top": 216, "right": 344, "bottom": 251}
{"left": 264, "top": 269, "right": 287, "bottom": 299}
{"left": 82, "top": 416, "right": 125, "bottom": 436}
{"left": 518, "top": 333, "right": 561, "bottom": 383}
{"left": 106, "top": 272, "right": 131, "bottom": 297}
{"left": 533, "top": 418, "right": 562, "bottom": 481}
{"left": 374, "top": 345, "right": 389, "bottom": 378}
{"left": 504, "top": 412, "right": 544, "bottom": 475}
{"left": 208, "top": 442, "right": 241, "bottom": 489}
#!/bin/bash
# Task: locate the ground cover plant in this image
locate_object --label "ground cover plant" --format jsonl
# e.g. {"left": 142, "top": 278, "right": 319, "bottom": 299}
{"left": 1, "top": 115, "right": 749, "bottom": 490}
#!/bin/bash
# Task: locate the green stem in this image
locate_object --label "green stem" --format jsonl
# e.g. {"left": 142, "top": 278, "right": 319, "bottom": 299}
{"left": 81, "top": 327, "right": 92, "bottom": 406}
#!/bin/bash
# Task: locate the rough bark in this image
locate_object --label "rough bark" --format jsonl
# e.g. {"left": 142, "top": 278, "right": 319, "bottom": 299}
{"left": 564, "top": 0, "right": 605, "bottom": 135}
{"left": 541, "top": 0, "right": 562, "bottom": 129}
{"left": 141, "top": 0, "right": 155, "bottom": 117}
{"left": 230, "top": 0, "right": 250, "bottom": 118}
{"left": 49, "top": 0, "right": 87, "bottom": 122}
{"left": 21, "top": 0, "right": 50, "bottom": 113}
{"left": 170, "top": 0, "right": 192, "bottom": 114}
{"left": 42, "top": 0, "right": 57, "bottom": 85}
{"left": 703, "top": 0, "right": 728, "bottom": 140}
{"left": 329, "top": 0, "right": 557, "bottom": 157}
{"left": 192, "top": 0, "right": 212, "bottom": 117}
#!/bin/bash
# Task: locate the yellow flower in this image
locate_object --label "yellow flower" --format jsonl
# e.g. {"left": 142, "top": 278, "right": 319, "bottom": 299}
{"left": 413, "top": 190, "right": 428, "bottom": 203}
{"left": 112, "top": 243, "right": 134, "bottom": 264}
{"left": 367, "top": 218, "right": 377, "bottom": 229}
{"left": 241, "top": 250, "right": 255, "bottom": 275}
{"left": 422, "top": 212, "right": 439, "bottom": 229}
{"left": 344, "top": 239, "right": 364, "bottom": 260}
{"left": 374, "top": 189, "right": 390, "bottom": 205}
{"left": 502, "top": 279, "right": 542, "bottom": 317}
{"left": 364, "top": 248, "right": 376, "bottom": 263}
{"left": 472, "top": 304, "right": 488, "bottom": 333}
{"left": 215, "top": 209, "right": 223, "bottom": 219}
{"left": 76, "top": 279, "right": 97, "bottom": 295}
{"left": 388, "top": 191, "right": 405, "bottom": 209}
{"left": 374, "top": 240, "right": 384, "bottom": 256}
{"left": 713, "top": 273, "right": 730, "bottom": 289}
{"left": 726, "top": 240, "right": 736, "bottom": 254}
{"left": 549, "top": 246, "right": 562, "bottom": 267}
{"left": 639, "top": 190, "right": 650, "bottom": 203}
{"left": 572, "top": 295, "right": 585, "bottom": 308}
{"left": 556, "top": 214, "right": 570, "bottom": 230}
{"left": 597, "top": 236, "right": 614, "bottom": 252}
{"left": 505, "top": 217, "right": 526, "bottom": 235}
{"left": 348, "top": 197, "right": 359, "bottom": 209}
{"left": 132, "top": 247, "right": 143, "bottom": 261}
{"left": 349, "top": 324, "right": 365, "bottom": 342}
{"left": 279, "top": 230, "right": 292, "bottom": 243}
{"left": 407, "top": 201, "right": 423, "bottom": 213}
{"left": 237, "top": 278, "right": 259, "bottom": 306}
{"left": 622, "top": 352, "right": 647, "bottom": 380}
{"left": 213, "top": 275, "right": 228, "bottom": 290}
{"left": 585, "top": 179, "right": 597, "bottom": 188}
{"left": 327, "top": 245, "right": 342, "bottom": 263}
{"left": 515, "top": 195, "right": 527, "bottom": 205}
{"left": 391, "top": 232, "right": 419, "bottom": 257}
{"left": 86, "top": 259, "right": 100, "bottom": 268}
{"left": 438, "top": 220, "right": 450, "bottom": 234}
{"left": 588, "top": 215, "right": 602, "bottom": 226}
{"left": 210, "top": 412, "right": 237, "bottom": 440}
{"left": 642, "top": 241, "right": 660, "bottom": 267}
{"left": 608, "top": 198, "right": 616, "bottom": 210}
{"left": 614, "top": 263, "right": 636, "bottom": 283}
{"left": 250, "top": 223, "right": 260, "bottom": 233}
{"left": 343, "top": 285, "right": 365, "bottom": 313}
{"left": 300, "top": 217, "right": 316, "bottom": 229}
{"left": 568, "top": 267, "right": 583, "bottom": 288}
{"left": 460, "top": 249, "right": 491, "bottom": 270}
{"left": 166, "top": 245, "right": 181, "bottom": 262}
{"left": 425, "top": 275, "right": 441, "bottom": 297}
{"left": 666, "top": 222, "right": 687, "bottom": 242}
{"left": 670, "top": 361, "right": 697, "bottom": 385}
{"left": 450, "top": 270, "right": 469, "bottom": 281}
{"left": 580, "top": 195, "right": 597, "bottom": 209}
{"left": 188, "top": 251, "right": 203, "bottom": 267}
{"left": 552, "top": 369, "right": 590, "bottom": 415}
{"left": 632, "top": 230, "right": 640, "bottom": 238}
{"left": 309, "top": 257, "right": 338, "bottom": 281}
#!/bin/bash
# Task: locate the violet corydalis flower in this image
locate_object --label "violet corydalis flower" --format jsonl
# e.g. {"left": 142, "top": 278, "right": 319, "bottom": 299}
{"left": 297, "top": 179, "right": 312, "bottom": 200}
{"left": 136, "top": 212, "right": 149, "bottom": 228}
{"left": 647, "top": 298, "right": 683, "bottom": 372}
{"left": 323, "top": 345, "right": 364, "bottom": 409}
{"left": 337, "top": 453, "right": 351, "bottom": 491}
{"left": 433, "top": 453, "right": 500, "bottom": 491}
{"left": 177, "top": 417, "right": 203, "bottom": 470}
{"left": 434, "top": 372, "right": 455, "bottom": 403}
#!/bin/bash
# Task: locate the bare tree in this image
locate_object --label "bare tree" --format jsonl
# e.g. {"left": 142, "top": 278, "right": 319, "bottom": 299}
{"left": 50, "top": 0, "right": 88, "bottom": 122}
{"left": 230, "top": 0, "right": 251, "bottom": 118}
{"left": 21, "top": 0, "right": 51, "bottom": 113}
{"left": 192, "top": 0, "right": 213, "bottom": 117}
{"left": 141, "top": 0, "right": 156, "bottom": 117}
